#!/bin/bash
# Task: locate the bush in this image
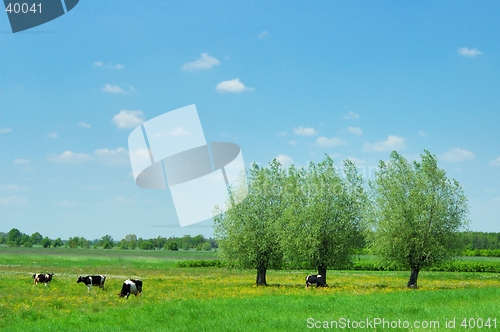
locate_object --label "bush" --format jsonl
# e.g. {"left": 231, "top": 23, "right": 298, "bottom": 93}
{"left": 202, "top": 242, "right": 211, "bottom": 251}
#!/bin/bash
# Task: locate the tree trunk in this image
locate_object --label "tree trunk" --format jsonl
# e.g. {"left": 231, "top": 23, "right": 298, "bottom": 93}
{"left": 256, "top": 268, "right": 267, "bottom": 286}
{"left": 317, "top": 266, "right": 327, "bottom": 286}
{"left": 407, "top": 267, "right": 420, "bottom": 288}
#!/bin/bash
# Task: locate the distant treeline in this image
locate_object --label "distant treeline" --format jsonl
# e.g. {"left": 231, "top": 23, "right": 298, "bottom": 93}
{"left": 0, "top": 228, "right": 217, "bottom": 251}
{"left": 1, "top": 228, "right": 499, "bottom": 253}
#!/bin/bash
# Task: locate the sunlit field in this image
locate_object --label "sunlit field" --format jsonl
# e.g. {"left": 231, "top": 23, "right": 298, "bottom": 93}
{"left": 1, "top": 247, "right": 499, "bottom": 331}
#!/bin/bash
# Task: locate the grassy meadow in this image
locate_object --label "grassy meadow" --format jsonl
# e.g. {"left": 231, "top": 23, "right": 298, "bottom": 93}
{"left": 1, "top": 247, "right": 499, "bottom": 331}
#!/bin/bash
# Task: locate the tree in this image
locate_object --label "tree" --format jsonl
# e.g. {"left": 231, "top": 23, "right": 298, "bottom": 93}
{"left": 42, "top": 237, "right": 52, "bottom": 248}
{"left": 8, "top": 228, "right": 22, "bottom": 246}
{"left": 368, "top": 151, "right": 469, "bottom": 288}
{"left": 202, "top": 242, "right": 212, "bottom": 251}
{"left": 31, "top": 232, "right": 43, "bottom": 245}
{"left": 214, "top": 160, "right": 285, "bottom": 286}
{"left": 100, "top": 235, "right": 114, "bottom": 249}
{"left": 280, "top": 156, "right": 366, "bottom": 285}
{"left": 53, "top": 238, "right": 63, "bottom": 248}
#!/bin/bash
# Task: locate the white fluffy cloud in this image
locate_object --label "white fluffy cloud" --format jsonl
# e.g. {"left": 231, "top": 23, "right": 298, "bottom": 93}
{"left": 47, "top": 151, "right": 93, "bottom": 164}
{"left": 93, "top": 147, "right": 129, "bottom": 166}
{"left": 102, "top": 84, "right": 134, "bottom": 94}
{"left": 258, "top": 31, "right": 269, "bottom": 39}
{"left": 112, "top": 110, "right": 145, "bottom": 129}
{"left": 440, "top": 148, "right": 475, "bottom": 162}
{"left": 316, "top": 136, "right": 347, "bottom": 147}
{"left": 181, "top": 53, "right": 220, "bottom": 71}
{"left": 94, "top": 61, "right": 124, "bottom": 69}
{"left": 275, "top": 154, "right": 293, "bottom": 167}
{"left": 489, "top": 157, "right": 500, "bottom": 166}
{"left": 347, "top": 126, "right": 363, "bottom": 135}
{"left": 293, "top": 126, "right": 317, "bottom": 136}
{"left": 458, "top": 47, "right": 483, "bottom": 57}
{"left": 47, "top": 132, "right": 59, "bottom": 139}
{"left": 0, "top": 128, "right": 12, "bottom": 133}
{"left": 216, "top": 78, "right": 253, "bottom": 93}
{"left": 343, "top": 111, "right": 359, "bottom": 120}
{"left": 363, "top": 135, "right": 406, "bottom": 152}
{"left": 78, "top": 122, "right": 91, "bottom": 129}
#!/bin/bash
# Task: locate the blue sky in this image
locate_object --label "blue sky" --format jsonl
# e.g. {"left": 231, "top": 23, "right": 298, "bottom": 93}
{"left": 1, "top": 1, "right": 500, "bottom": 240}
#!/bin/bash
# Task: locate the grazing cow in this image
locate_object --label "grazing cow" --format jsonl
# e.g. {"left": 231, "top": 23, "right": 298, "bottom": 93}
{"left": 77, "top": 275, "right": 106, "bottom": 291}
{"left": 33, "top": 273, "right": 53, "bottom": 287}
{"left": 305, "top": 274, "right": 325, "bottom": 288}
{"left": 119, "top": 279, "right": 142, "bottom": 299}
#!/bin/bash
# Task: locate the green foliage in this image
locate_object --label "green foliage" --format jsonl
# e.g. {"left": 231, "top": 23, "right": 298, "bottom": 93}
{"left": 280, "top": 156, "right": 367, "bottom": 274}
{"left": 140, "top": 240, "right": 155, "bottom": 250}
{"left": 182, "top": 243, "right": 191, "bottom": 251}
{"left": 202, "top": 242, "right": 212, "bottom": 251}
{"left": 368, "top": 151, "right": 469, "bottom": 275}
{"left": 53, "top": 238, "right": 63, "bottom": 248}
{"left": 42, "top": 237, "right": 52, "bottom": 248}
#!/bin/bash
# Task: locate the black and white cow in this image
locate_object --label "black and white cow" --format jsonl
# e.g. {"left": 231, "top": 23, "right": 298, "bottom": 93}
{"left": 119, "top": 279, "right": 142, "bottom": 299}
{"left": 33, "top": 273, "right": 53, "bottom": 286}
{"left": 77, "top": 275, "right": 106, "bottom": 291}
{"left": 305, "top": 274, "right": 325, "bottom": 288}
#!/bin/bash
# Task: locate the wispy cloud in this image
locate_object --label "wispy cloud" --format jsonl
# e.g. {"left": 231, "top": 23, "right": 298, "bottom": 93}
{"left": 347, "top": 126, "right": 363, "bottom": 135}
{"left": 112, "top": 110, "right": 145, "bottom": 129}
{"left": 363, "top": 135, "right": 406, "bottom": 152}
{"left": 47, "top": 132, "right": 59, "bottom": 139}
{"left": 489, "top": 157, "right": 500, "bottom": 167}
{"left": 316, "top": 136, "right": 347, "bottom": 147}
{"left": 47, "top": 151, "right": 93, "bottom": 164}
{"left": 258, "top": 30, "right": 269, "bottom": 39}
{"left": 343, "top": 111, "right": 359, "bottom": 120}
{"left": 93, "top": 61, "right": 124, "bottom": 69}
{"left": 78, "top": 122, "right": 91, "bottom": 129}
{"left": 0, "top": 184, "right": 29, "bottom": 191}
{"left": 288, "top": 140, "right": 297, "bottom": 146}
{"left": 216, "top": 78, "right": 253, "bottom": 93}
{"left": 458, "top": 47, "right": 483, "bottom": 57}
{"left": 154, "top": 127, "right": 191, "bottom": 137}
{"left": 277, "top": 131, "right": 287, "bottom": 136}
{"left": 0, "top": 128, "right": 12, "bottom": 133}
{"left": 93, "top": 147, "right": 129, "bottom": 166}
{"left": 0, "top": 196, "right": 28, "bottom": 206}
{"left": 275, "top": 154, "right": 293, "bottom": 167}
{"left": 418, "top": 130, "right": 427, "bottom": 137}
{"left": 181, "top": 53, "right": 220, "bottom": 71}
{"left": 102, "top": 84, "right": 134, "bottom": 94}
{"left": 440, "top": 148, "right": 475, "bottom": 162}
{"left": 293, "top": 126, "right": 317, "bottom": 136}
{"left": 13, "top": 159, "right": 30, "bottom": 164}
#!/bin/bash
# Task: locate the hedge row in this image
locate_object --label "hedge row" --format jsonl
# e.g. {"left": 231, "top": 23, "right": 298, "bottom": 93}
{"left": 177, "top": 260, "right": 500, "bottom": 273}
{"left": 462, "top": 249, "right": 500, "bottom": 257}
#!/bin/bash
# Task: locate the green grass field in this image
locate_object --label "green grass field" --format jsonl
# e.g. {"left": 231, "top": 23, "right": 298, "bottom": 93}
{"left": 1, "top": 247, "right": 499, "bottom": 331}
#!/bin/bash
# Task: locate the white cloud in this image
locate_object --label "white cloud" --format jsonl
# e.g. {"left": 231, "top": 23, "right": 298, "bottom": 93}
{"left": 47, "top": 132, "right": 59, "bottom": 139}
{"left": 293, "top": 126, "right": 317, "bottom": 136}
{"left": 94, "top": 61, "right": 124, "bottom": 69}
{"left": 489, "top": 157, "right": 500, "bottom": 167}
{"left": 343, "top": 111, "right": 359, "bottom": 120}
{"left": 258, "top": 30, "right": 269, "bottom": 39}
{"left": 275, "top": 154, "right": 293, "bottom": 167}
{"left": 13, "top": 158, "right": 30, "bottom": 164}
{"left": 458, "top": 47, "right": 483, "bottom": 57}
{"left": 181, "top": 53, "right": 220, "bottom": 71}
{"left": 315, "top": 136, "right": 347, "bottom": 147}
{"left": 363, "top": 135, "right": 407, "bottom": 152}
{"left": 346, "top": 156, "right": 366, "bottom": 166}
{"left": 0, "top": 184, "right": 29, "bottom": 191}
{"left": 0, "top": 128, "right": 12, "bottom": 133}
{"left": 154, "top": 127, "right": 191, "bottom": 138}
{"left": 440, "top": 148, "right": 475, "bottom": 162}
{"left": 47, "top": 151, "right": 93, "bottom": 164}
{"left": 418, "top": 130, "right": 427, "bottom": 137}
{"left": 277, "top": 131, "right": 287, "bottom": 136}
{"left": 78, "top": 122, "right": 91, "bottom": 129}
{"left": 55, "top": 200, "right": 78, "bottom": 207}
{"left": 93, "top": 147, "right": 129, "bottom": 166}
{"left": 112, "top": 110, "right": 145, "bottom": 129}
{"left": 102, "top": 84, "right": 133, "bottom": 93}
{"left": 288, "top": 140, "right": 297, "bottom": 146}
{"left": 0, "top": 196, "right": 27, "bottom": 206}
{"left": 347, "top": 126, "right": 363, "bottom": 135}
{"left": 216, "top": 78, "right": 253, "bottom": 93}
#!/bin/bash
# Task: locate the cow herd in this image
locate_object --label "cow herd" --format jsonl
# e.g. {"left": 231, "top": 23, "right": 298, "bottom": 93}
{"left": 32, "top": 273, "right": 142, "bottom": 299}
{"left": 33, "top": 272, "right": 324, "bottom": 293}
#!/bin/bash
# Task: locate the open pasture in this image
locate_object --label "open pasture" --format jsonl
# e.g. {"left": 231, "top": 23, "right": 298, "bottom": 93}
{"left": 1, "top": 247, "right": 499, "bottom": 331}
